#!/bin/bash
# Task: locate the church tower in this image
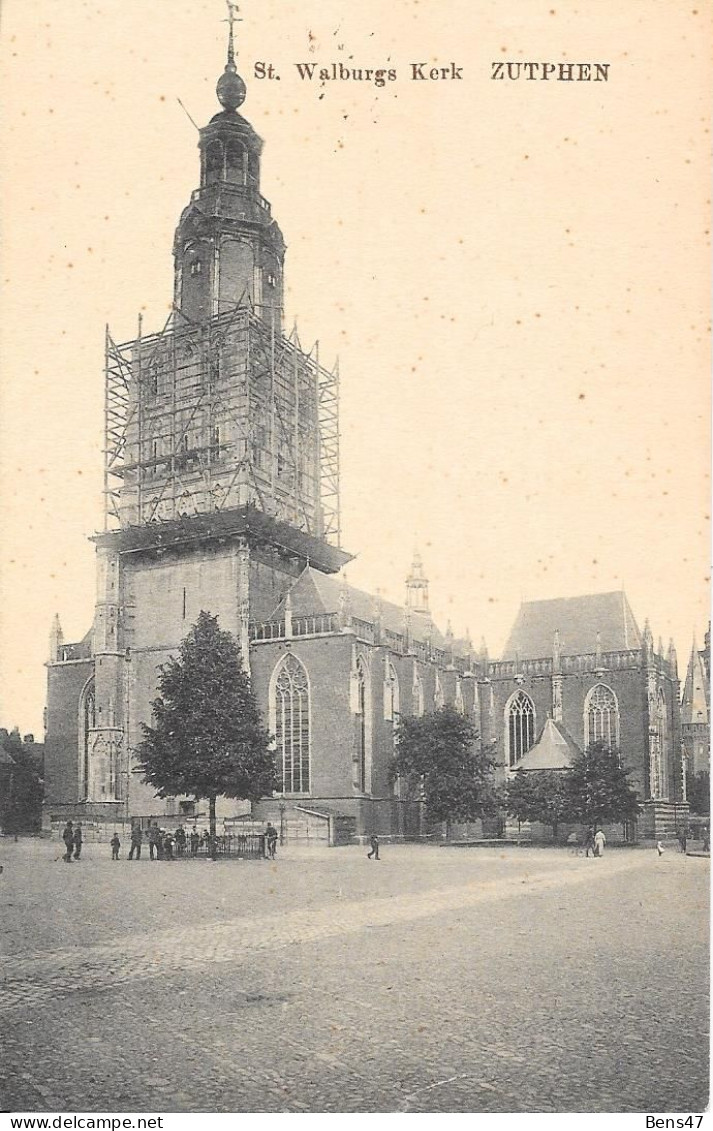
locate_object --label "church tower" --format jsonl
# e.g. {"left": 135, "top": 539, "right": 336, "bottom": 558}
{"left": 173, "top": 11, "right": 285, "bottom": 324}
{"left": 51, "top": 10, "right": 350, "bottom": 822}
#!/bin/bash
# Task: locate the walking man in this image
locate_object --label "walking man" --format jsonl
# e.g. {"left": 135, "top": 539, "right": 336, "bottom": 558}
{"left": 128, "top": 824, "right": 143, "bottom": 860}
{"left": 73, "top": 823, "right": 83, "bottom": 860}
{"left": 62, "top": 821, "right": 74, "bottom": 862}
{"left": 367, "top": 834, "right": 380, "bottom": 860}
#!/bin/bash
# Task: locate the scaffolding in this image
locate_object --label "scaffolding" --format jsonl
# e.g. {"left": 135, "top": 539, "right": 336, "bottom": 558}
{"left": 103, "top": 298, "right": 340, "bottom": 546}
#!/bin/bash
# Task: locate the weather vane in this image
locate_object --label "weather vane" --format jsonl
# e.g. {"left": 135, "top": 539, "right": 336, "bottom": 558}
{"left": 223, "top": 2, "right": 242, "bottom": 68}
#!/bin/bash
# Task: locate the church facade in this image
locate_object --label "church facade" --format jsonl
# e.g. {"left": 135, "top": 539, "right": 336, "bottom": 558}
{"left": 43, "top": 29, "right": 687, "bottom": 843}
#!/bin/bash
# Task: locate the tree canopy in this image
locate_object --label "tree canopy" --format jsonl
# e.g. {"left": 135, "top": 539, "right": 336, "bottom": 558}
{"left": 0, "top": 728, "right": 43, "bottom": 835}
{"left": 686, "top": 769, "right": 710, "bottom": 816}
{"left": 392, "top": 705, "right": 499, "bottom": 827}
{"left": 135, "top": 612, "right": 276, "bottom": 841}
{"left": 506, "top": 769, "right": 571, "bottom": 838}
{"left": 565, "top": 741, "right": 640, "bottom": 829}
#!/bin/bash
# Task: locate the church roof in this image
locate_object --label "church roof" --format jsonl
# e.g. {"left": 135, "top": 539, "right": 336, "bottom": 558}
{"left": 502, "top": 591, "right": 641, "bottom": 660}
{"left": 272, "top": 567, "right": 451, "bottom": 649}
{"left": 517, "top": 718, "right": 581, "bottom": 771}
{"left": 681, "top": 641, "right": 710, "bottom": 726}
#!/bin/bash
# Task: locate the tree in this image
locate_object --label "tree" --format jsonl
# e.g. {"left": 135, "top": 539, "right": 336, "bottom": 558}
{"left": 565, "top": 741, "right": 640, "bottom": 831}
{"left": 686, "top": 769, "right": 710, "bottom": 816}
{"left": 392, "top": 705, "right": 499, "bottom": 833}
{"left": 506, "top": 769, "right": 572, "bottom": 840}
{"left": 135, "top": 612, "right": 276, "bottom": 853}
{"left": 0, "top": 728, "right": 44, "bottom": 835}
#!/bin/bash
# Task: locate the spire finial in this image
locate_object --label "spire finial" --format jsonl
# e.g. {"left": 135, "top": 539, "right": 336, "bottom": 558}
{"left": 217, "top": 2, "right": 246, "bottom": 111}
{"left": 225, "top": 1, "right": 240, "bottom": 69}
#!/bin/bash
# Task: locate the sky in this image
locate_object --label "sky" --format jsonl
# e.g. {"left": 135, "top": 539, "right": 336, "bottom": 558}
{"left": 0, "top": 0, "right": 710, "bottom": 736}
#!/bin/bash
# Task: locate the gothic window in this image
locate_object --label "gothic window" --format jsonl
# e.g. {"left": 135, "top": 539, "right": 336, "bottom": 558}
{"left": 506, "top": 690, "right": 535, "bottom": 767}
{"left": 585, "top": 683, "right": 620, "bottom": 749}
{"left": 80, "top": 678, "right": 95, "bottom": 801}
{"left": 355, "top": 656, "right": 371, "bottom": 793}
{"left": 273, "top": 654, "right": 310, "bottom": 794}
{"left": 190, "top": 260, "right": 202, "bottom": 277}
{"left": 384, "top": 661, "right": 400, "bottom": 727}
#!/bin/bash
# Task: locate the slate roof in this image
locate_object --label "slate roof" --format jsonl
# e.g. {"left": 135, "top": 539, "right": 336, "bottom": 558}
{"left": 517, "top": 718, "right": 581, "bottom": 772}
{"left": 272, "top": 567, "right": 455, "bottom": 650}
{"left": 502, "top": 591, "right": 642, "bottom": 660}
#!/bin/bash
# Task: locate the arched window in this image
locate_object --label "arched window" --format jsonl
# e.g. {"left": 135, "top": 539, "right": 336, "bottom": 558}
{"left": 205, "top": 140, "right": 223, "bottom": 184}
{"left": 585, "top": 683, "right": 620, "bottom": 749}
{"left": 272, "top": 654, "right": 310, "bottom": 794}
{"left": 384, "top": 660, "right": 400, "bottom": 727}
{"left": 79, "top": 678, "right": 95, "bottom": 801}
{"left": 355, "top": 655, "right": 371, "bottom": 794}
{"left": 506, "top": 690, "right": 535, "bottom": 767}
{"left": 225, "top": 140, "right": 245, "bottom": 184}
{"left": 649, "top": 689, "right": 667, "bottom": 800}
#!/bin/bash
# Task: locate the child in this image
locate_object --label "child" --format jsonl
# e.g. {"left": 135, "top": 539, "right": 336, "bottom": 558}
{"left": 656, "top": 841, "right": 665, "bottom": 857}
{"left": 110, "top": 832, "right": 121, "bottom": 860}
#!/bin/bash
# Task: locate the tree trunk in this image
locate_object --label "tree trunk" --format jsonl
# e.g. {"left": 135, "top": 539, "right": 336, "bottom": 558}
{"left": 209, "top": 795, "right": 217, "bottom": 860}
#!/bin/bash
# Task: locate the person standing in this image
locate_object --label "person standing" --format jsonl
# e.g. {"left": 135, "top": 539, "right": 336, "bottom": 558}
{"left": 128, "top": 824, "right": 143, "bottom": 860}
{"left": 367, "top": 834, "right": 380, "bottom": 860}
{"left": 148, "top": 822, "right": 162, "bottom": 861}
{"left": 62, "top": 821, "right": 74, "bottom": 862}
{"left": 163, "top": 831, "right": 174, "bottom": 860}
{"left": 73, "top": 823, "right": 83, "bottom": 860}
{"left": 593, "top": 829, "right": 606, "bottom": 858}
{"left": 265, "top": 822, "right": 278, "bottom": 859}
{"left": 584, "top": 829, "right": 595, "bottom": 858}
{"left": 175, "top": 825, "right": 186, "bottom": 857}
{"left": 190, "top": 828, "right": 200, "bottom": 857}
{"left": 110, "top": 832, "right": 121, "bottom": 860}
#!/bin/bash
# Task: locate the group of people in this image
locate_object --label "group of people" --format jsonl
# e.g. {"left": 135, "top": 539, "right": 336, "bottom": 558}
{"left": 580, "top": 828, "right": 606, "bottom": 857}
{"left": 124, "top": 823, "right": 209, "bottom": 861}
{"left": 61, "top": 820, "right": 83, "bottom": 861}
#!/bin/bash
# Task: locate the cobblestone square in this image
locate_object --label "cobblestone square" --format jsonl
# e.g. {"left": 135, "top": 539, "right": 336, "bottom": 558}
{"left": 0, "top": 839, "right": 708, "bottom": 1113}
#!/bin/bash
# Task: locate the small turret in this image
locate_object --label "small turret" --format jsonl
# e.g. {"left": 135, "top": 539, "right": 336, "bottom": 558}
{"left": 405, "top": 549, "right": 430, "bottom": 617}
{"left": 642, "top": 618, "right": 654, "bottom": 662}
{"left": 49, "top": 613, "right": 64, "bottom": 662}
{"left": 667, "top": 638, "right": 678, "bottom": 678}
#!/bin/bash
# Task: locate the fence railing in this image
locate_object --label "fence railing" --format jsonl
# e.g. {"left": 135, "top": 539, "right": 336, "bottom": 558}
{"left": 164, "top": 833, "right": 266, "bottom": 859}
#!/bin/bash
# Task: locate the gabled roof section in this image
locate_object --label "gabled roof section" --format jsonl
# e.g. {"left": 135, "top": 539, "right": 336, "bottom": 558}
{"left": 681, "top": 642, "right": 710, "bottom": 726}
{"left": 0, "top": 747, "right": 16, "bottom": 767}
{"left": 517, "top": 718, "right": 581, "bottom": 771}
{"left": 271, "top": 567, "right": 449, "bottom": 648}
{"left": 502, "top": 591, "right": 642, "bottom": 660}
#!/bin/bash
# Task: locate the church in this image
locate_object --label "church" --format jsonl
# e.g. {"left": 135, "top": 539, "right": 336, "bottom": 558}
{"left": 43, "top": 20, "right": 687, "bottom": 844}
